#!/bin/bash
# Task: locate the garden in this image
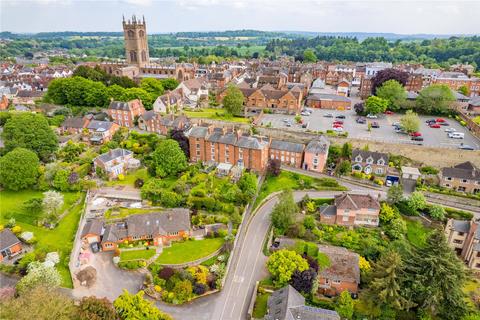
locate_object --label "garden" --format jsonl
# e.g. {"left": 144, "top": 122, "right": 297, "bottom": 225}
{"left": 182, "top": 107, "right": 251, "bottom": 123}
{"left": 156, "top": 238, "right": 225, "bottom": 265}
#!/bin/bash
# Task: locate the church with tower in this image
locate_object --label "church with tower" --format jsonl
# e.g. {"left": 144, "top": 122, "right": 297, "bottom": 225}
{"left": 97, "top": 15, "right": 193, "bottom": 82}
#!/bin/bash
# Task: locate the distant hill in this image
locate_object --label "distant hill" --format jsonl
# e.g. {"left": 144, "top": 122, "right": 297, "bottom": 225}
{"left": 280, "top": 31, "right": 475, "bottom": 41}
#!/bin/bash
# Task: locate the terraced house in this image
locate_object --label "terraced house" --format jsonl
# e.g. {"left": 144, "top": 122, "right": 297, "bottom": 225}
{"left": 351, "top": 149, "right": 389, "bottom": 176}
{"left": 108, "top": 99, "right": 145, "bottom": 128}
{"left": 440, "top": 161, "right": 480, "bottom": 194}
{"left": 445, "top": 218, "right": 480, "bottom": 271}
{"left": 187, "top": 125, "right": 270, "bottom": 172}
{"left": 268, "top": 139, "right": 305, "bottom": 168}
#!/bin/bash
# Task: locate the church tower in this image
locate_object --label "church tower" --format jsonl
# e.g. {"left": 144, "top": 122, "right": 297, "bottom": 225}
{"left": 123, "top": 15, "right": 149, "bottom": 67}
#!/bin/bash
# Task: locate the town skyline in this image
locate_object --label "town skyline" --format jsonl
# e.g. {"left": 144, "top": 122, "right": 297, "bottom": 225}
{"left": 1, "top": 0, "right": 480, "bottom": 34}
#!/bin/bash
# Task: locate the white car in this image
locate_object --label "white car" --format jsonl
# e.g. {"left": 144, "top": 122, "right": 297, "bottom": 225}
{"left": 366, "top": 114, "right": 378, "bottom": 119}
{"left": 301, "top": 111, "right": 310, "bottom": 116}
{"left": 283, "top": 118, "right": 289, "bottom": 123}
{"left": 392, "top": 122, "right": 400, "bottom": 127}
{"left": 333, "top": 127, "right": 344, "bottom": 132}
{"left": 445, "top": 128, "right": 456, "bottom": 133}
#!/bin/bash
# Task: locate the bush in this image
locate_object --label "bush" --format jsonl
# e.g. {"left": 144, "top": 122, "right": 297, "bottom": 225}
{"left": 118, "top": 260, "right": 145, "bottom": 270}
{"left": 419, "top": 166, "right": 439, "bottom": 175}
{"left": 159, "top": 267, "right": 175, "bottom": 280}
{"left": 11, "top": 226, "right": 22, "bottom": 235}
{"left": 134, "top": 178, "right": 144, "bottom": 188}
{"left": 117, "top": 174, "right": 125, "bottom": 181}
{"left": 193, "top": 283, "right": 208, "bottom": 295}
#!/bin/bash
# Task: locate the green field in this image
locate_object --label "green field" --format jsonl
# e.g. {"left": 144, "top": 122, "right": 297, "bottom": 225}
{"left": 405, "top": 218, "right": 431, "bottom": 247}
{"left": 120, "top": 248, "right": 156, "bottom": 261}
{"left": 252, "top": 292, "right": 270, "bottom": 318}
{"left": 183, "top": 108, "right": 250, "bottom": 123}
{"left": 106, "top": 168, "right": 150, "bottom": 187}
{"left": 0, "top": 190, "right": 85, "bottom": 288}
{"left": 104, "top": 207, "right": 161, "bottom": 220}
{"left": 156, "top": 238, "right": 224, "bottom": 265}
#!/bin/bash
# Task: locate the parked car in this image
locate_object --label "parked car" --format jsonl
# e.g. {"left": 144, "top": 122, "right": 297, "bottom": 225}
{"left": 286, "top": 121, "right": 292, "bottom": 127}
{"left": 385, "top": 180, "right": 393, "bottom": 187}
{"left": 439, "top": 122, "right": 449, "bottom": 126}
{"left": 392, "top": 122, "right": 400, "bottom": 127}
{"left": 335, "top": 115, "right": 346, "bottom": 119}
{"left": 324, "top": 113, "right": 334, "bottom": 118}
{"left": 459, "top": 144, "right": 474, "bottom": 150}
{"left": 426, "top": 119, "right": 436, "bottom": 124}
{"left": 333, "top": 120, "right": 344, "bottom": 125}
{"left": 445, "top": 128, "right": 457, "bottom": 133}
{"left": 411, "top": 136, "right": 424, "bottom": 141}
{"left": 302, "top": 122, "right": 309, "bottom": 129}
{"left": 301, "top": 111, "right": 310, "bottom": 116}
{"left": 367, "top": 114, "right": 378, "bottom": 119}
{"left": 429, "top": 124, "right": 441, "bottom": 128}
{"left": 371, "top": 122, "right": 380, "bottom": 128}
{"left": 356, "top": 117, "right": 366, "bottom": 124}
{"left": 283, "top": 118, "right": 289, "bottom": 123}
{"left": 436, "top": 118, "right": 446, "bottom": 123}
{"left": 410, "top": 132, "right": 422, "bottom": 137}
{"left": 333, "top": 127, "right": 344, "bottom": 132}
{"left": 449, "top": 132, "right": 465, "bottom": 139}
{"left": 332, "top": 124, "right": 343, "bottom": 128}
{"left": 385, "top": 110, "right": 394, "bottom": 115}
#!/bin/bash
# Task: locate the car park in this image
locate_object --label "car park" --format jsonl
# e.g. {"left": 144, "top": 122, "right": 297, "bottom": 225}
{"left": 324, "top": 113, "right": 334, "bottom": 118}
{"left": 410, "top": 132, "right": 422, "bottom": 137}
{"left": 371, "top": 121, "right": 380, "bottom": 128}
{"left": 335, "top": 115, "right": 346, "bottom": 119}
{"left": 448, "top": 132, "right": 465, "bottom": 139}
{"left": 367, "top": 114, "right": 378, "bottom": 119}
{"left": 429, "top": 124, "right": 441, "bottom": 128}
{"left": 356, "top": 117, "right": 366, "bottom": 124}
{"left": 445, "top": 127, "right": 456, "bottom": 132}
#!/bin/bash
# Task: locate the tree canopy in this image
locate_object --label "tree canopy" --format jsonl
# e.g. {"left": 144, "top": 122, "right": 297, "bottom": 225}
{"left": 400, "top": 110, "right": 420, "bottom": 133}
{"left": 114, "top": 290, "right": 172, "bottom": 320}
{"left": 271, "top": 190, "right": 298, "bottom": 233}
{"left": 3, "top": 113, "right": 58, "bottom": 161}
{"left": 223, "top": 85, "right": 244, "bottom": 116}
{"left": 303, "top": 49, "right": 317, "bottom": 62}
{"left": 365, "top": 96, "right": 389, "bottom": 115}
{"left": 267, "top": 249, "right": 309, "bottom": 286}
{"left": 150, "top": 139, "right": 188, "bottom": 177}
{"left": 416, "top": 84, "right": 455, "bottom": 114}
{"left": 0, "top": 148, "right": 39, "bottom": 191}
{"left": 376, "top": 79, "right": 407, "bottom": 110}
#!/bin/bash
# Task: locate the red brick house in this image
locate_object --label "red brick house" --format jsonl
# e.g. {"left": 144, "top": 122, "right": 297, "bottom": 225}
{"left": 268, "top": 140, "right": 305, "bottom": 168}
{"left": 60, "top": 115, "right": 92, "bottom": 134}
{"left": 85, "top": 120, "right": 120, "bottom": 144}
{"left": 108, "top": 99, "right": 145, "bottom": 128}
{"left": 305, "top": 93, "right": 351, "bottom": 110}
{"left": 81, "top": 209, "right": 191, "bottom": 251}
{"left": 138, "top": 112, "right": 190, "bottom": 135}
{"left": 317, "top": 245, "right": 360, "bottom": 296}
{"left": 0, "top": 229, "right": 23, "bottom": 263}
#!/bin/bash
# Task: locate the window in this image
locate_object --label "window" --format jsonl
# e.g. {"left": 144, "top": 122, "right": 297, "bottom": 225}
{"left": 445, "top": 177, "right": 452, "bottom": 181}
{"left": 196, "top": 143, "right": 200, "bottom": 148}
{"left": 453, "top": 239, "right": 463, "bottom": 244}
{"left": 458, "top": 232, "right": 465, "bottom": 236}
{"left": 462, "top": 179, "right": 468, "bottom": 183}
{"left": 366, "top": 157, "right": 373, "bottom": 164}
{"left": 313, "top": 165, "right": 318, "bottom": 170}
{"left": 313, "top": 158, "right": 318, "bottom": 164}
{"left": 342, "top": 215, "right": 349, "bottom": 222}
{"left": 375, "top": 168, "right": 383, "bottom": 174}
{"left": 332, "top": 280, "right": 341, "bottom": 284}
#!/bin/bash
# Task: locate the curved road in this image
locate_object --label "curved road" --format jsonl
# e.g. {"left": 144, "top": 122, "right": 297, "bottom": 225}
{"left": 157, "top": 187, "right": 385, "bottom": 320}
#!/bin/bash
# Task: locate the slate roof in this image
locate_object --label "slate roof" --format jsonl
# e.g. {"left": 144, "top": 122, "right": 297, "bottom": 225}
{"left": 318, "top": 245, "right": 360, "bottom": 284}
{"left": 451, "top": 220, "right": 471, "bottom": 233}
{"left": 306, "top": 93, "right": 351, "bottom": 102}
{"left": 81, "top": 219, "right": 104, "bottom": 238}
{"left": 305, "top": 137, "right": 330, "bottom": 154}
{"left": 0, "top": 229, "right": 21, "bottom": 251}
{"left": 102, "top": 223, "right": 128, "bottom": 243}
{"left": 265, "top": 285, "right": 340, "bottom": 320}
{"left": 125, "top": 209, "right": 191, "bottom": 238}
{"left": 188, "top": 126, "right": 209, "bottom": 138}
{"left": 442, "top": 161, "right": 480, "bottom": 181}
{"left": 95, "top": 148, "right": 132, "bottom": 164}
{"left": 87, "top": 120, "right": 114, "bottom": 131}
{"left": 335, "top": 193, "right": 380, "bottom": 210}
{"left": 141, "top": 110, "right": 156, "bottom": 122}
{"left": 352, "top": 149, "right": 389, "bottom": 164}
{"left": 469, "top": 96, "right": 480, "bottom": 106}
{"left": 109, "top": 101, "right": 130, "bottom": 111}
{"left": 319, "top": 204, "right": 337, "bottom": 216}
{"left": 270, "top": 140, "right": 305, "bottom": 153}
{"left": 61, "top": 116, "right": 85, "bottom": 129}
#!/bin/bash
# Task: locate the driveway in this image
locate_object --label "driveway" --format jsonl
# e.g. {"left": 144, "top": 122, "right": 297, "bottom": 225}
{"left": 70, "top": 251, "right": 144, "bottom": 301}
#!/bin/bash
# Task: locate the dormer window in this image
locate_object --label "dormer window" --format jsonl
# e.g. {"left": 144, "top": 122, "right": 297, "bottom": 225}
{"left": 377, "top": 159, "right": 385, "bottom": 165}
{"left": 355, "top": 156, "right": 362, "bottom": 162}
{"left": 366, "top": 157, "right": 374, "bottom": 164}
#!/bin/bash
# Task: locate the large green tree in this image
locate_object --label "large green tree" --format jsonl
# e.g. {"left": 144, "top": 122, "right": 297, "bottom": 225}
{"left": 151, "top": 139, "right": 188, "bottom": 177}
{"left": 267, "top": 249, "right": 309, "bottom": 286}
{"left": 376, "top": 79, "right": 407, "bottom": 111}
{"left": 222, "top": 85, "right": 244, "bottom": 116}
{"left": 365, "top": 96, "right": 389, "bottom": 115}
{"left": 3, "top": 113, "right": 58, "bottom": 161}
{"left": 140, "top": 78, "right": 165, "bottom": 97}
{"left": 416, "top": 84, "right": 455, "bottom": 114}
{"left": 400, "top": 110, "right": 420, "bottom": 133}
{"left": 16, "top": 262, "right": 61, "bottom": 294}
{"left": 0, "top": 148, "right": 39, "bottom": 191}
{"left": 120, "top": 87, "right": 155, "bottom": 110}
{"left": 303, "top": 49, "right": 317, "bottom": 62}
{"left": 271, "top": 190, "right": 298, "bottom": 233}
{"left": 336, "top": 290, "right": 355, "bottom": 320}
{"left": 114, "top": 290, "right": 172, "bottom": 320}
{"left": 401, "top": 231, "right": 469, "bottom": 319}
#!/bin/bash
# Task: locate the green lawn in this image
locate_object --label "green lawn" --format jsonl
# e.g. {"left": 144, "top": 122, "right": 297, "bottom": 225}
{"left": 104, "top": 207, "right": 161, "bottom": 220}
{"left": 405, "top": 218, "right": 431, "bottom": 247}
{"left": 106, "top": 168, "right": 150, "bottom": 187}
{"left": 0, "top": 190, "right": 82, "bottom": 225}
{"left": 120, "top": 248, "right": 156, "bottom": 261}
{"left": 183, "top": 108, "right": 250, "bottom": 123}
{"left": 254, "top": 171, "right": 347, "bottom": 208}
{"left": 252, "top": 292, "right": 270, "bottom": 318}
{"left": 0, "top": 190, "right": 86, "bottom": 288}
{"left": 156, "top": 238, "right": 224, "bottom": 264}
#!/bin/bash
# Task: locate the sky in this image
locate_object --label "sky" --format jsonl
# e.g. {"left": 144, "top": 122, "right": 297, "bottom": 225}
{"left": 1, "top": 0, "right": 479, "bottom": 35}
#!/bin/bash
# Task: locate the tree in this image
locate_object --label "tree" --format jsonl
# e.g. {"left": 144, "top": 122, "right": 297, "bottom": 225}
{"left": 366, "top": 250, "right": 413, "bottom": 311}
{"left": 3, "top": 113, "right": 58, "bottom": 161}
{"left": 0, "top": 286, "right": 77, "bottom": 320}
{"left": 267, "top": 159, "right": 281, "bottom": 176}
{"left": 376, "top": 79, "right": 407, "bottom": 111}
{"left": 42, "top": 190, "right": 64, "bottom": 218}
{"left": 114, "top": 290, "right": 172, "bottom": 320}
{"left": 429, "top": 205, "right": 446, "bottom": 221}
{"left": 401, "top": 231, "right": 468, "bottom": 319}
{"left": 290, "top": 268, "right": 317, "bottom": 294}
{"left": 335, "top": 160, "right": 351, "bottom": 176}
{"left": 170, "top": 128, "right": 190, "bottom": 158}
{"left": 267, "top": 249, "right": 309, "bottom": 286}
{"left": 223, "top": 85, "right": 244, "bottom": 116}
{"left": 416, "top": 84, "right": 455, "bottom": 114}
{"left": 0, "top": 148, "right": 39, "bottom": 191}
{"left": 237, "top": 172, "right": 258, "bottom": 201}
{"left": 160, "top": 78, "right": 179, "bottom": 91}
{"left": 384, "top": 218, "right": 407, "bottom": 240}
{"left": 79, "top": 296, "right": 118, "bottom": 320}
{"left": 371, "top": 68, "right": 409, "bottom": 95}
{"left": 341, "top": 142, "right": 352, "bottom": 158}
{"left": 387, "top": 184, "right": 404, "bottom": 204}
{"left": 354, "top": 102, "right": 365, "bottom": 115}
{"left": 379, "top": 203, "right": 400, "bottom": 223}
{"left": 271, "top": 190, "right": 298, "bottom": 233}
{"left": 336, "top": 290, "right": 354, "bottom": 320}
{"left": 120, "top": 87, "right": 154, "bottom": 110}
{"left": 151, "top": 139, "right": 187, "bottom": 177}
{"left": 400, "top": 110, "right": 420, "bottom": 133}
{"left": 303, "top": 49, "right": 317, "bottom": 62}
{"left": 458, "top": 85, "right": 470, "bottom": 97}
{"left": 365, "top": 96, "right": 389, "bottom": 115}
{"left": 16, "top": 261, "right": 61, "bottom": 294}
{"left": 140, "top": 78, "right": 165, "bottom": 97}
{"left": 407, "top": 191, "right": 427, "bottom": 213}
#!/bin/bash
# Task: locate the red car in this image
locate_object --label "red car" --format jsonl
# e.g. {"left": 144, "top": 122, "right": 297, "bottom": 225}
{"left": 436, "top": 118, "right": 446, "bottom": 123}
{"left": 385, "top": 110, "right": 394, "bottom": 115}
{"left": 430, "top": 124, "right": 441, "bottom": 128}
{"left": 333, "top": 120, "right": 344, "bottom": 125}
{"left": 332, "top": 124, "right": 343, "bottom": 128}
{"left": 410, "top": 132, "right": 422, "bottom": 137}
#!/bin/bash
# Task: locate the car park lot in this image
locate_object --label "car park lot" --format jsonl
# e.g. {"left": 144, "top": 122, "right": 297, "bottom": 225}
{"left": 260, "top": 108, "right": 480, "bottom": 150}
